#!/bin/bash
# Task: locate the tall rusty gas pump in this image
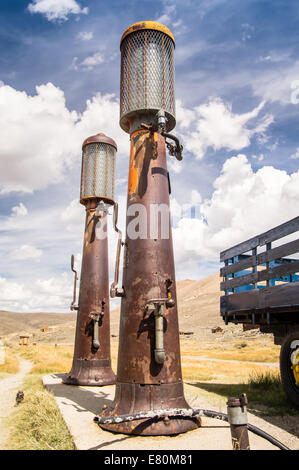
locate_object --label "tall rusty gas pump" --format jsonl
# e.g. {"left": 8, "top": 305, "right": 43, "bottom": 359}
{"left": 99, "top": 22, "right": 200, "bottom": 435}
{"left": 63, "top": 133, "right": 117, "bottom": 386}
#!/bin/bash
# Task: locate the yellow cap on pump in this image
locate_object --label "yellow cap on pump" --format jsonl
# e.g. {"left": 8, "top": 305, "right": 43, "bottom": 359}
{"left": 120, "top": 21, "right": 175, "bottom": 47}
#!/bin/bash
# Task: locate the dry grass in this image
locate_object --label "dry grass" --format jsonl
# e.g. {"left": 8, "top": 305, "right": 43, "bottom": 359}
{"left": 14, "top": 340, "right": 280, "bottom": 387}
{"left": 181, "top": 358, "right": 278, "bottom": 383}
{"left": 7, "top": 374, "right": 75, "bottom": 450}
{"left": 0, "top": 344, "right": 19, "bottom": 377}
{"left": 193, "top": 369, "right": 298, "bottom": 416}
{"left": 17, "top": 342, "right": 119, "bottom": 376}
{"left": 181, "top": 341, "right": 280, "bottom": 363}
{"left": 17, "top": 344, "right": 73, "bottom": 374}
{"left": 10, "top": 337, "right": 295, "bottom": 420}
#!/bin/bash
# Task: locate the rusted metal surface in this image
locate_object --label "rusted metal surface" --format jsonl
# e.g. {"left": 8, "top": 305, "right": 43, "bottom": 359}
{"left": 63, "top": 198, "right": 115, "bottom": 386}
{"left": 100, "top": 130, "right": 199, "bottom": 435}
{"left": 82, "top": 133, "right": 117, "bottom": 151}
{"left": 227, "top": 395, "right": 250, "bottom": 450}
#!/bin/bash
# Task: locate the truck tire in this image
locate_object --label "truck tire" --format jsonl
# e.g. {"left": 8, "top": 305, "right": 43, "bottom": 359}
{"left": 280, "top": 330, "right": 299, "bottom": 408}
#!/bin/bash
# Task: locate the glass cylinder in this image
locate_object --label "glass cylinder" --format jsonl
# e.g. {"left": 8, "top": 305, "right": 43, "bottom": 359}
{"left": 80, "top": 134, "right": 117, "bottom": 204}
{"left": 120, "top": 22, "right": 176, "bottom": 133}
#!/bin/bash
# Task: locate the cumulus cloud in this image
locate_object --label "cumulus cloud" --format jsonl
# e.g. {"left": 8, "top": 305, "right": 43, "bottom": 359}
{"left": 0, "top": 83, "right": 127, "bottom": 194}
{"left": 0, "top": 192, "right": 127, "bottom": 312}
{"left": 176, "top": 98, "right": 273, "bottom": 159}
{"left": 11, "top": 203, "right": 28, "bottom": 217}
{"left": 28, "top": 0, "right": 88, "bottom": 22}
{"left": 0, "top": 277, "right": 33, "bottom": 311}
{"left": 0, "top": 273, "right": 73, "bottom": 312}
{"left": 173, "top": 154, "right": 299, "bottom": 277}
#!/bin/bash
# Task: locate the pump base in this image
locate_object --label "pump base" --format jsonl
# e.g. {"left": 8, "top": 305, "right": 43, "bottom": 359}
{"left": 98, "top": 381, "right": 200, "bottom": 435}
{"left": 63, "top": 358, "right": 116, "bottom": 386}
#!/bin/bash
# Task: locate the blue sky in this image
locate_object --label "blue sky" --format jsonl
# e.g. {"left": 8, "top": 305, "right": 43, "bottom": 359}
{"left": 1, "top": 0, "right": 299, "bottom": 312}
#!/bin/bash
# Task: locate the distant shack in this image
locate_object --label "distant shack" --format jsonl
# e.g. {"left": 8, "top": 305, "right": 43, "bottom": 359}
{"left": 40, "top": 326, "right": 52, "bottom": 332}
{"left": 19, "top": 335, "right": 29, "bottom": 346}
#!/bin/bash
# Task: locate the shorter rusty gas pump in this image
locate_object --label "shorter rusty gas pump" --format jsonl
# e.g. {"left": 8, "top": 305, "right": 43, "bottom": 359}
{"left": 63, "top": 133, "right": 117, "bottom": 386}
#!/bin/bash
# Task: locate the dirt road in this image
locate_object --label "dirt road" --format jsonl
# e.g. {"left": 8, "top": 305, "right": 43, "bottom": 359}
{"left": 0, "top": 358, "right": 32, "bottom": 449}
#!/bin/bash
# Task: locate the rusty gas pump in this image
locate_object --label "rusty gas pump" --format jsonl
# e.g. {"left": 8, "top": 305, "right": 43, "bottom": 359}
{"left": 99, "top": 22, "right": 200, "bottom": 435}
{"left": 63, "top": 133, "right": 117, "bottom": 386}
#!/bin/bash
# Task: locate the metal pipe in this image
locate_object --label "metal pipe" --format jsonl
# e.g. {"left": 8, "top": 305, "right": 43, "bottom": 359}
{"left": 110, "top": 202, "right": 124, "bottom": 298}
{"left": 70, "top": 254, "right": 78, "bottom": 311}
{"left": 92, "top": 319, "right": 100, "bottom": 349}
{"left": 161, "top": 131, "right": 183, "bottom": 161}
{"left": 95, "top": 408, "right": 290, "bottom": 450}
{"left": 154, "top": 304, "right": 165, "bottom": 364}
{"left": 88, "top": 311, "right": 103, "bottom": 350}
{"left": 227, "top": 395, "right": 250, "bottom": 450}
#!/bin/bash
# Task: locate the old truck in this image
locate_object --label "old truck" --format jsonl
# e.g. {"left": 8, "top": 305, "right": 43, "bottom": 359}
{"left": 220, "top": 216, "right": 299, "bottom": 408}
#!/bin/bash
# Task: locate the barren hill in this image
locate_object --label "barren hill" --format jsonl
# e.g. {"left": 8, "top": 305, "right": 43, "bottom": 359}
{"left": 110, "top": 273, "right": 222, "bottom": 339}
{"left": 2, "top": 274, "right": 244, "bottom": 343}
{"left": 0, "top": 311, "right": 76, "bottom": 338}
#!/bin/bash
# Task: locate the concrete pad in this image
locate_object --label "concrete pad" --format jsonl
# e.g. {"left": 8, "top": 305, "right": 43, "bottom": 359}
{"left": 43, "top": 374, "right": 295, "bottom": 450}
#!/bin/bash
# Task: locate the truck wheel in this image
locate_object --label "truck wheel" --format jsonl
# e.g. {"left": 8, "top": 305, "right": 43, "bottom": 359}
{"left": 280, "top": 331, "right": 299, "bottom": 408}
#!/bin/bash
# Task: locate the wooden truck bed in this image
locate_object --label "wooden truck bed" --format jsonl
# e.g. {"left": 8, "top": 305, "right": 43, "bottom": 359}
{"left": 220, "top": 216, "right": 299, "bottom": 330}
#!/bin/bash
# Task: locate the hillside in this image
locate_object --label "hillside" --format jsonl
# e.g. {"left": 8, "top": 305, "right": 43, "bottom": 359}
{"left": 1, "top": 274, "right": 247, "bottom": 344}
{"left": 110, "top": 273, "right": 223, "bottom": 339}
{"left": 0, "top": 312, "right": 76, "bottom": 338}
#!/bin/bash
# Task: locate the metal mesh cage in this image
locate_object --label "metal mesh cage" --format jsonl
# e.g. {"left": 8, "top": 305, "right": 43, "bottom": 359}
{"left": 120, "top": 28, "right": 175, "bottom": 133}
{"left": 80, "top": 143, "right": 116, "bottom": 203}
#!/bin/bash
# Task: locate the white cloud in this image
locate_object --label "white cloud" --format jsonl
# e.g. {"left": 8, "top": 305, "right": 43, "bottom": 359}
{"left": 0, "top": 83, "right": 127, "bottom": 194}
{"left": 0, "top": 277, "right": 32, "bottom": 311}
{"left": 252, "top": 60, "right": 299, "bottom": 104}
{"left": 0, "top": 273, "right": 73, "bottom": 312}
{"left": 78, "top": 31, "right": 93, "bottom": 41}
{"left": 80, "top": 51, "right": 105, "bottom": 70}
{"left": 9, "top": 244, "right": 43, "bottom": 261}
{"left": 173, "top": 154, "right": 299, "bottom": 277}
{"left": 156, "top": 4, "right": 176, "bottom": 25}
{"left": 177, "top": 98, "right": 273, "bottom": 159}
{"left": 70, "top": 50, "right": 115, "bottom": 71}
{"left": 252, "top": 153, "right": 264, "bottom": 161}
{"left": 11, "top": 203, "right": 28, "bottom": 217}
{"left": 291, "top": 148, "right": 299, "bottom": 159}
{"left": 0, "top": 193, "right": 127, "bottom": 312}
{"left": 28, "top": 0, "right": 88, "bottom": 22}
{"left": 258, "top": 51, "right": 290, "bottom": 63}
{"left": 61, "top": 199, "right": 85, "bottom": 232}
